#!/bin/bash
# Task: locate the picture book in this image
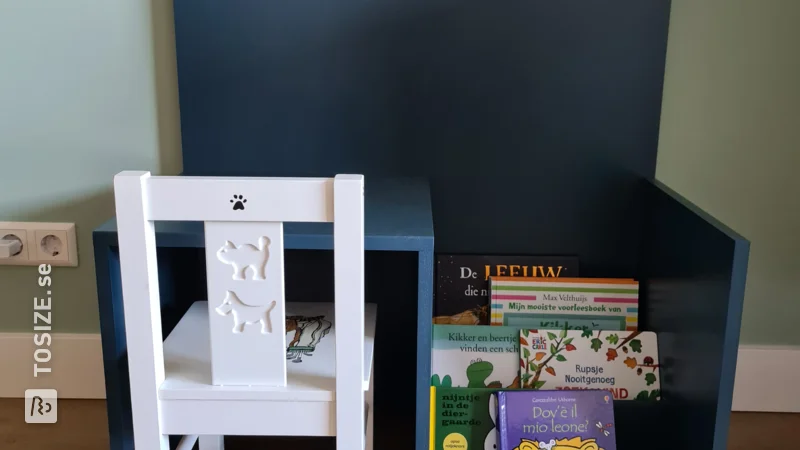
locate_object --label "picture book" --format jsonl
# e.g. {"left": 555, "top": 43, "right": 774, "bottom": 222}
{"left": 435, "top": 254, "right": 579, "bottom": 325}
{"left": 495, "top": 390, "right": 617, "bottom": 450}
{"left": 431, "top": 324, "right": 521, "bottom": 389}
{"left": 489, "top": 277, "right": 638, "bottom": 332}
{"left": 430, "top": 387, "right": 503, "bottom": 450}
{"left": 518, "top": 329, "right": 660, "bottom": 401}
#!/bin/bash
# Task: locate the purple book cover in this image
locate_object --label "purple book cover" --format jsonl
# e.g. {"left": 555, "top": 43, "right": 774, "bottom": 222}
{"left": 495, "top": 390, "right": 616, "bottom": 450}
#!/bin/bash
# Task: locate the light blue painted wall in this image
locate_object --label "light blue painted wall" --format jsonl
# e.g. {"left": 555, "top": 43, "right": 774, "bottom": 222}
{"left": 657, "top": 0, "right": 800, "bottom": 345}
{"left": 0, "top": 1, "right": 181, "bottom": 332}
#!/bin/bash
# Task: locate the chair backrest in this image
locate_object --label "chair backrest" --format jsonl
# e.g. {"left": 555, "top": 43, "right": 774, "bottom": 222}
{"left": 113, "top": 171, "right": 364, "bottom": 397}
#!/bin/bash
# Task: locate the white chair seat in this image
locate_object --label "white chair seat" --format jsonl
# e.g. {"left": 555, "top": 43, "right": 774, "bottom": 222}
{"left": 160, "top": 301, "right": 377, "bottom": 402}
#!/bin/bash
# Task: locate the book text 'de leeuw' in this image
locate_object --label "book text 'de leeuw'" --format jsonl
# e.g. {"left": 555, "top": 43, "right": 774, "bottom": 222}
{"left": 434, "top": 255, "right": 579, "bottom": 325}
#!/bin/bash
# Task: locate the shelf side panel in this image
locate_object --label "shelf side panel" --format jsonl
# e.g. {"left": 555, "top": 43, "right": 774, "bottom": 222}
{"left": 640, "top": 180, "right": 750, "bottom": 450}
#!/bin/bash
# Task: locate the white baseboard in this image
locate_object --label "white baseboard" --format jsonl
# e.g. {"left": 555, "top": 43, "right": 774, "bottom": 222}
{"left": 0, "top": 333, "right": 105, "bottom": 399}
{"left": 0, "top": 333, "right": 796, "bottom": 412}
{"left": 732, "top": 345, "right": 800, "bottom": 413}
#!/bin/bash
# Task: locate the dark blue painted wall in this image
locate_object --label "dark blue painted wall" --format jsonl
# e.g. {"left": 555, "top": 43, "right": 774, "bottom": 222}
{"left": 174, "top": 0, "right": 672, "bottom": 274}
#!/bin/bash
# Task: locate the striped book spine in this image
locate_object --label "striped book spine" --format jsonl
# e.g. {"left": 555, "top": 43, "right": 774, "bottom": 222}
{"left": 489, "top": 277, "right": 639, "bottom": 330}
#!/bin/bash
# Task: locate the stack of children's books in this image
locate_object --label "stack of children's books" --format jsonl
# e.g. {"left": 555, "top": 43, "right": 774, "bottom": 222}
{"left": 430, "top": 254, "right": 661, "bottom": 450}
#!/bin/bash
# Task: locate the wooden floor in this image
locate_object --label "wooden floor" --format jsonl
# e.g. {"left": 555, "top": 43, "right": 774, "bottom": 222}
{"left": 0, "top": 398, "right": 796, "bottom": 449}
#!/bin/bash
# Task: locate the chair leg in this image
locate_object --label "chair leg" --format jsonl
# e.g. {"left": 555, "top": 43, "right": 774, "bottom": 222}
{"left": 199, "top": 435, "right": 224, "bottom": 450}
{"left": 365, "top": 364, "right": 374, "bottom": 450}
{"left": 176, "top": 435, "right": 199, "bottom": 450}
{"left": 365, "top": 403, "right": 374, "bottom": 450}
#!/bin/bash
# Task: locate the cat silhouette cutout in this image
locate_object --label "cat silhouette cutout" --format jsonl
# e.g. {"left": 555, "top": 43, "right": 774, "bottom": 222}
{"left": 216, "top": 236, "right": 270, "bottom": 280}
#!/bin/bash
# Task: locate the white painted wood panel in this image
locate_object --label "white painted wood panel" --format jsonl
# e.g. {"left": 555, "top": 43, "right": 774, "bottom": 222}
{"left": 160, "top": 399, "right": 335, "bottom": 436}
{"left": 205, "top": 222, "right": 287, "bottom": 386}
{"left": 160, "top": 301, "right": 377, "bottom": 402}
{"left": 145, "top": 176, "right": 333, "bottom": 222}
{"left": 113, "top": 171, "right": 170, "bottom": 450}
{"left": 333, "top": 174, "right": 366, "bottom": 450}
{"left": 199, "top": 435, "right": 224, "bottom": 450}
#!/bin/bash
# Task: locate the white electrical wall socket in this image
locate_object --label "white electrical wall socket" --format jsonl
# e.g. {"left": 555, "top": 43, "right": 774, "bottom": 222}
{"left": 0, "top": 228, "right": 29, "bottom": 262}
{"left": 0, "top": 222, "right": 78, "bottom": 267}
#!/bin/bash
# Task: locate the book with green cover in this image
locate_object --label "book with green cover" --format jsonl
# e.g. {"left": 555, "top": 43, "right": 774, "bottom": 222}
{"left": 430, "top": 387, "right": 501, "bottom": 450}
{"left": 431, "top": 324, "right": 520, "bottom": 389}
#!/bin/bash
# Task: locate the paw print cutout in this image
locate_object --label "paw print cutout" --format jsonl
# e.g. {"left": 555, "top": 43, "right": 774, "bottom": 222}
{"left": 230, "top": 195, "right": 247, "bottom": 211}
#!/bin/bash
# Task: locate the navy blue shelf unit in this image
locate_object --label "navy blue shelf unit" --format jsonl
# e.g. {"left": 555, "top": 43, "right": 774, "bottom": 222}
{"left": 92, "top": 1, "right": 750, "bottom": 450}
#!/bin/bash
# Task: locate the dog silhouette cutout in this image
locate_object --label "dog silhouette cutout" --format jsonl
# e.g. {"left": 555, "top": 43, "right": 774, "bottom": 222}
{"left": 216, "top": 236, "right": 270, "bottom": 280}
{"left": 215, "top": 290, "right": 277, "bottom": 334}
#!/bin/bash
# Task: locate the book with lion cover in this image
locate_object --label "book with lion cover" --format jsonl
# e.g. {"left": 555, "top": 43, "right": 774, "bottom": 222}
{"left": 495, "top": 390, "right": 617, "bottom": 450}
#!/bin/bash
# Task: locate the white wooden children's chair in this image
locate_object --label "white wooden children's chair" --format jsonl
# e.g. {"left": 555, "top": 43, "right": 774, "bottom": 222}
{"left": 114, "top": 171, "right": 375, "bottom": 450}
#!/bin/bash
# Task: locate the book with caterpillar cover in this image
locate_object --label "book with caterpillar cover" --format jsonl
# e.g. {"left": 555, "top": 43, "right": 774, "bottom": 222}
{"left": 495, "top": 389, "right": 617, "bottom": 450}
{"left": 517, "top": 328, "right": 660, "bottom": 401}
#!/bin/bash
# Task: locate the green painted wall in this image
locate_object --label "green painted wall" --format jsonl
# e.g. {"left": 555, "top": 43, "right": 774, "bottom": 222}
{"left": 0, "top": 1, "right": 181, "bottom": 332}
{"left": 656, "top": 0, "right": 800, "bottom": 345}
{"left": 1, "top": 1, "right": 796, "bottom": 346}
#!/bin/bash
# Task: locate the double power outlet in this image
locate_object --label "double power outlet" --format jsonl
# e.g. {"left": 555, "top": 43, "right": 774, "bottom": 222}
{"left": 0, "top": 222, "right": 78, "bottom": 267}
